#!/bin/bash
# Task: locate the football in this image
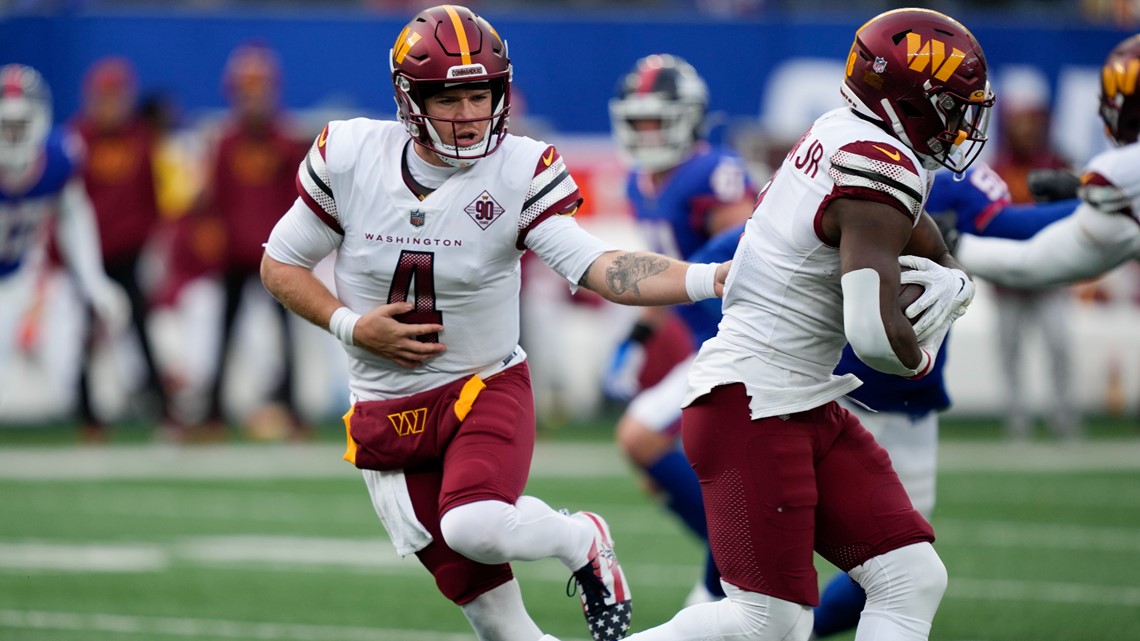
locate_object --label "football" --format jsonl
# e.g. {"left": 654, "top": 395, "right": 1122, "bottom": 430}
{"left": 899, "top": 270, "right": 925, "bottom": 325}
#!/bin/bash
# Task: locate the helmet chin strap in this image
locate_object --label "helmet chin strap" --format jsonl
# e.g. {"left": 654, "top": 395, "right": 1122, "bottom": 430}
{"left": 425, "top": 119, "right": 494, "bottom": 168}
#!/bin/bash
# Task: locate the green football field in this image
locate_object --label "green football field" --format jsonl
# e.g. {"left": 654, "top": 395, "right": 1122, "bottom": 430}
{"left": 0, "top": 418, "right": 1138, "bottom": 641}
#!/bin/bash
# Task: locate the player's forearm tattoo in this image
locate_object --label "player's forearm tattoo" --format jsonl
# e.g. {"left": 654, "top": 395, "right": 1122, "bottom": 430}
{"left": 605, "top": 253, "right": 669, "bottom": 297}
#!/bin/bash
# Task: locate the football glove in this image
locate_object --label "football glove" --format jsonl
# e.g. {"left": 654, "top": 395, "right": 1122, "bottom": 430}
{"left": 898, "top": 255, "right": 975, "bottom": 342}
{"left": 601, "top": 322, "right": 654, "bottom": 402}
{"left": 1028, "top": 168, "right": 1080, "bottom": 203}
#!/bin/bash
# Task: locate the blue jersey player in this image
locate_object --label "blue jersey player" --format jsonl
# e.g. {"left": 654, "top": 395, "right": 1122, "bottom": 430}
{"left": 0, "top": 64, "right": 127, "bottom": 415}
{"left": 604, "top": 54, "right": 755, "bottom": 605}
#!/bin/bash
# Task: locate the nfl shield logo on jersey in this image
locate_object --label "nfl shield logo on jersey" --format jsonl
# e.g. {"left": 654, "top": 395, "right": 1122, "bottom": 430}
{"left": 464, "top": 191, "right": 505, "bottom": 230}
{"left": 409, "top": 209, "right": 426, "bottom": 227}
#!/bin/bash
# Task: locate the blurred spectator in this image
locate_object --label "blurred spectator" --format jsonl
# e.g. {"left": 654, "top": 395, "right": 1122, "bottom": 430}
{"left": 197, "top": 41, "right": 308, "bottom": 440}
{"left": 989, "top": 69, "right": 1081, "bottom": 442}
{"left": 71, "top": 56, "right": 173, "bottom": 440}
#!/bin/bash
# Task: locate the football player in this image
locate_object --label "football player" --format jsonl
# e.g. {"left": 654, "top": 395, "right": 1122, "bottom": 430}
{"left": 953, "top": 33, "right": 1140, "bottom": 288}
{"left": 623, "top": 9, "right": 988, "bottom": 641}
{"left": 603, "top": 53, "right": 756, "bottom": 606}
{"left": 811, "top": 159, "right": 1075, "bottom": 638}
{"left": 259, "top": 6, "right": 729, "bottom": 641}
{"left": 0, "top": 64, "right": 128, "bottom": 415}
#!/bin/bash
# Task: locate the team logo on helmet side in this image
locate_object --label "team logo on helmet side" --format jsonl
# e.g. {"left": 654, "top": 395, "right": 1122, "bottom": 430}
{"left": 905, "top": 33, "right": 966, "bottom": 81}
{"left": 1104, "top": 58, "right": 1140, "bottom": 97}
{"left": 392, "top": 27, "right": 422, "bottom": 65}
{"left": 1099, "top": 34, "right": 1140, "bottom": 145}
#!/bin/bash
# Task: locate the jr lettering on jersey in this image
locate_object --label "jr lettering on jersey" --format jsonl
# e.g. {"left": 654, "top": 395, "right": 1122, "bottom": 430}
{"left": 794, "top": 139, "right": 825, "bottom": 179}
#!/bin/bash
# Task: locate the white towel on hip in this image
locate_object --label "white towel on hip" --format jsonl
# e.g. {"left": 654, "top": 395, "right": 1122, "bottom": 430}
{"left": 362, "top": 468, "right": 433, "bottom": 556}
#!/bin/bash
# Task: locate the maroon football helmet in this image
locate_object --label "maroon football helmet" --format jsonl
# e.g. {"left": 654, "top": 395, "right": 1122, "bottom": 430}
{"left": 1099, "top": 34, "right": 1140, "bottom": 146}
{"left": 390, "top": 5, "right": 511, "bottom": 166}
{"left": 840, "top": 8, "right": 994, "bottom": 172}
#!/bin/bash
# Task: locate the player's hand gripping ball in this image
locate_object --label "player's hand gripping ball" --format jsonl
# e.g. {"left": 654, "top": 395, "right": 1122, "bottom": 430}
{"left": 899, "top": 267, "right": 926, "bottom": 326}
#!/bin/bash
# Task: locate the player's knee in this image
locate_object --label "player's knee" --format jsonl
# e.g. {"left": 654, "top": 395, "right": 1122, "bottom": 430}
{"left": 908, "top": 546, "right": 948, "bottom": 606}
{"left": 854, "top": 543, "right": 946, "bottom": 618}
{"left": 723, "top": 583, "right": 814, "bottom": 639}
{"left": 440, "top": 502, "right": 511, "bottom": 565}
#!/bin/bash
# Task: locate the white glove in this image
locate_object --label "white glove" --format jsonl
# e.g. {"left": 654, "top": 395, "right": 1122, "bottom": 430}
{"left": 898, "top": 255, "right": 975, "bottom": 342}
{"left": 90, "top": 281, "right": 132, "bottom": 337}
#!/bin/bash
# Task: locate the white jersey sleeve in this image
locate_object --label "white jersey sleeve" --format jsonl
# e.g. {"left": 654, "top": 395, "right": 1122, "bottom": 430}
{"left": 828, "top": 139, "right": 926, "bottom": 224}
{"left": 516, "top": 144, "right": 583, "bottom": 248}
{"left": 265, "top": 198, "right": 342, "bottom": 270}
{"left": 296, "top": 123, "right": 346, "bottom": 234}
{"left": 956, "top": 141, "right": 1140, "bottom": 289}
{"left": 1078, "top": 142, "right": 1140, "bottom": 221}
{"left": 524, "top": 214, "right": 615, "bottom": 285}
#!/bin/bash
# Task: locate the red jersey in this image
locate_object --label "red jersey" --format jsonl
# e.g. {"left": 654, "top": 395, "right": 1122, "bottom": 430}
{"left": 210, "top": 118, "right": 305, "bottom": 270}
{"left": 74, "top": 118, "right": 160, "bottom": 263}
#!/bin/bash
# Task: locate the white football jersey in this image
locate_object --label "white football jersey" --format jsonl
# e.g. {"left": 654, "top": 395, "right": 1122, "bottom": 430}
{"left": 685, "top": 108, "right": 931, "bottom": 419}
{"left": 298, "top": 119, "right": 583, "bottom": 400}
{"left": 1079, "top": 141, "right": 1140, "bottom": 225}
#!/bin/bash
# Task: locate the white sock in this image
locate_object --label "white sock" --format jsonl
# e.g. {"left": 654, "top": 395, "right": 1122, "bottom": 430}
{"left": 460, "top": 579, "right": 545, "bottom": 641}
{"left": 850, "top": 543, "right": 947, "bottom": 641}
{"left": 440, "top": 497, "right": 592, "bottom": 570}
{"left": 624, "top": 581, "right": 812, "bottom": 641}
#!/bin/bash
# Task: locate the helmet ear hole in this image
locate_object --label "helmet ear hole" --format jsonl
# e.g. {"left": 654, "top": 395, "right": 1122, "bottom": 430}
{"left": 896, "top": 99, "right": 923, "bottom": 118}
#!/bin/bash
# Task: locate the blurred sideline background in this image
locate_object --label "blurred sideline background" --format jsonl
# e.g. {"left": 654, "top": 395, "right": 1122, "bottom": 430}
{"left": 2, "top": 0, "right": 1140, "bottom": 431}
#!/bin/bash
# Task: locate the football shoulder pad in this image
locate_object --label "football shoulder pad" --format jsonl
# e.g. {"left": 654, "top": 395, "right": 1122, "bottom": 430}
{"left": 520, "top": 143, "right": 581, "bottom": 233}
{"left": 296, "top": 122, "right": 344, "bottom": 233}
{"left": 828, "top": 140, "right": 925, "bottom": 223}
{"left": 1078, "top": 171, "right": 1132, "bottom": 217}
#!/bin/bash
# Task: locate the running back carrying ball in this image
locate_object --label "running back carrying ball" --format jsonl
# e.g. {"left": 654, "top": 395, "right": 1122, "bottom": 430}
{"left": 899, "top": 267, "right": 925, "bottom": 325}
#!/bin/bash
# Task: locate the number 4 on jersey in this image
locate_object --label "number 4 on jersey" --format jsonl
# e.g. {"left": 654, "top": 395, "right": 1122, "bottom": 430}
{"left": 388, "top": 250, "right": 443, "bottom": 343}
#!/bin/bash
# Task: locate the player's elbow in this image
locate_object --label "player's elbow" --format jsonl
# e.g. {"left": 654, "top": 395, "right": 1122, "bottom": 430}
{"left": 846, "top": 319, "right": 908, "bottom": 375}
{"left": 842, "top": 269, "right": 914, "bottom": 376}
{"left": 260, "top": 252, "right": 289, "bottom": 298}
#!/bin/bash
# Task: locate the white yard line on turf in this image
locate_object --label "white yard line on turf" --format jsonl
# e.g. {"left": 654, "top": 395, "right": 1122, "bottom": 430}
{"left": 4, "top": 574, "right": 1139, "bottom": 641}
{"left": 2, "top": 535, "right": 1139, "bottom": 595}
{"left": 0, "top": 609, "right": 509, "bottom": 641}
{"left": 1, "top": 440, "right": 1139, "bottom": 480}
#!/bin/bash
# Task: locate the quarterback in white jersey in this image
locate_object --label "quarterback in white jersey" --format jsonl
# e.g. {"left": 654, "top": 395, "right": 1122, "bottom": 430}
{"left": 0, "top": 65, "right": 127, "bottom": 414}
{"left": 625, "top": 9, "right": 990, "bottom": 641}
{"left": 955, "top": 34, "right": 1140, "bottom": 288}
{"left": 259, "top": 7, "right": 727, "bottom": 641}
